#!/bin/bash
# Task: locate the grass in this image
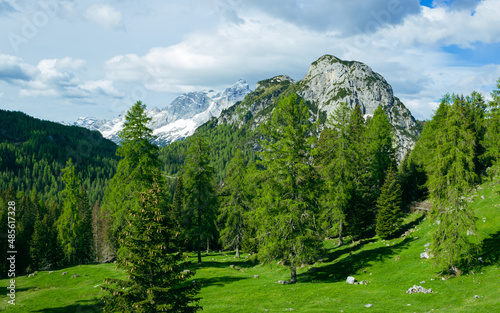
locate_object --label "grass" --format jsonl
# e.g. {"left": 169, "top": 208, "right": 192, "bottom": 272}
{"left": 2, "top": 180, "right": 500, "bottom": 312}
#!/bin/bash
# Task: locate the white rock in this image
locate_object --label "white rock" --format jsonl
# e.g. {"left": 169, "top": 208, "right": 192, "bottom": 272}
{"left": 420, "top": 252, "right": 429, "bottom": 259}
{"left": 346, "top": 276, "right": 356, "bottom": 284}
{"left": 364, "top": 304, "right": 373, "bottom": 308}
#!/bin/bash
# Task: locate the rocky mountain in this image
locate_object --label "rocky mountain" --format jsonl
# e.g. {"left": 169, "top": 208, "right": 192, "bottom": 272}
{"left": 217, "top": 55, "right": 420, "bottom": 159}
{"left": 68, "top": 79, "right": 252, "bottom": 146}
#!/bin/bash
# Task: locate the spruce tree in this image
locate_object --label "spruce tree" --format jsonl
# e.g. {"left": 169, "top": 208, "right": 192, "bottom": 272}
{"left": 218, "top": 149, "right": 250, "bottom": 258}
{"left": 366, "top": 105, "right": 396, "bottom": 200}
{"left": 102, "top": 182, "right": 201, "bottom": 312}
{"left": 183, "top": 137, "right": 218, "bottom": 265}
{"left": 257, "top": 93, "right": 321, "bottom": 283}
{"left": 427, "top": 96, "right": 481, "bottom": 274}
{"left": 102, "top": 101, "right": 164, "bottom": 256}
{"left": 375, "top": 166, "right": 402, "bottom": 239}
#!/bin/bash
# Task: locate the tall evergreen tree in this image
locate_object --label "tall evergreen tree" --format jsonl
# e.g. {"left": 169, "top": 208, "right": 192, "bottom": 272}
{"left": 172, "top": 172, "right": 184, "bottom": 233}
{"left": 56, "top": 159, "right": 92, "bottom": 265}
{"left": 483, "top": 78, "right": 500, "bottom": 175}
{"left": 183, "top": 137, "right": 218, "bottom": 265}
{"left": 427, "top": 96, "right": 481, "bottom": 274}
{"left": 375, "top": 166, "right": 402, "bottom": 239}
{"left": 218, "top": 149, "right": 251, "bottom": 258}
{"left": 257, "top": 93, "right": 321, "bottom": 283}
{"left": 102, "top": 101, "right": 164, "bottom": 255}
{"left": 314, "top": 102, "right": 355, "bottom": 245}
{"left": 102, "top": 182, "right": 201, "bottom": 312}
{"left": 366, "top": 105, "right": 396, "bottom": 200}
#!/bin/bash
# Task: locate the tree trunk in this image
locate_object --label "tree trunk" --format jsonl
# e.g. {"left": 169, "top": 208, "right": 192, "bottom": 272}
{"left": 197, "top": 233, "right": 202, "bottom": 265}
{"left": 338, "top": 217, "right": 343, "bottom": 247}
{"left": 290, "top": 265, "right": 297, "bottom": 284}
{"left": 235, "top": 246, "right": 240, "bottom": 258}
{"left": 206, "top": 238, "right": 210, "bottom": 254}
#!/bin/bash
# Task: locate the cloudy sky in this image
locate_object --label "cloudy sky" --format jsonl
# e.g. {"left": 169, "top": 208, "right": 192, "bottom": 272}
{"left": 1, "top": 0, "right": 499, "bottom": 122}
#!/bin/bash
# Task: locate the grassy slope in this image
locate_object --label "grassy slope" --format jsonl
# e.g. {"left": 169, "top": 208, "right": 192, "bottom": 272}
{"left": 2, "top": 180, "right": 499, "bottom": 313}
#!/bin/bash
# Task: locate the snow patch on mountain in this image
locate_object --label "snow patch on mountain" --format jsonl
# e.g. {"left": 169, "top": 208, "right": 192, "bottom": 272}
{"left": 68, "top": 79, "right": 251, "bottom": 146}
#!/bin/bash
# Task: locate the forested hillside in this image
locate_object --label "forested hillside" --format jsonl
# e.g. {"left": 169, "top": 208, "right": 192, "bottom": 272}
{"left": 0, "top": 110, "right": 118, "bottom": 204}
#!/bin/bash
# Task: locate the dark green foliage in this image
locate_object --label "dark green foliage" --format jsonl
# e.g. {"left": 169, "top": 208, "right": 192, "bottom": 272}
{"left": 57, "top": 159, "right": 93, "bottom": 265}
{"left": 102, "top": 101, "right": 165, "bottom": 256}
{"left": 183, "top": 137, "right": 218, "bottom": 264}
{"left": 218, "top": 149, "right": 251, "bottom": 257}
{"left": 0, "top": 109, "right": 117, "bottom": 205}
{"left": 366, "top": 105, "right": 397, "bottom": 200}
{"left": 375, "top": 167, "right": 402, "bottom": 239}
{"left": 256, "top": 94, "right": 321, "bottom": 283}
{"left": 102, "top": 183, "right": 201, "bottom": 312}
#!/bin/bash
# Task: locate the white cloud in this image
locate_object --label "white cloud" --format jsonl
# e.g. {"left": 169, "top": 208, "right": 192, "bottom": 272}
{"left": 84, "top": 4, "right": 124, "bottom": 30}
{"left": 0, "top": 54, "right": 38, "bottom": 81}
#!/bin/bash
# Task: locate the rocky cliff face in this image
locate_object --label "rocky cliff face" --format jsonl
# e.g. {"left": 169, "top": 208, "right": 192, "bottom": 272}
{"left": 299, "top": 55, "right": 419, "bottom": 157}
{"left": 216, "top": 55, "right": 420, "bottom": 160}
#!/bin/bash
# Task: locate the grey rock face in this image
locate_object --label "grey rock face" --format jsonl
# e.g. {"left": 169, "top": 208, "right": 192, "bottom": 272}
{"left": 299, "top": 55, "right": 419, "bottom": 160}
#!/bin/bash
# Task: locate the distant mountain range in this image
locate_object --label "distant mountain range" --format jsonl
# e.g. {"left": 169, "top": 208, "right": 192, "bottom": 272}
{"left": 65, "top": 55, "right": 420, "bottom": 160}
{"left": 62, "top": 79, "right": 252, "bottom": 146}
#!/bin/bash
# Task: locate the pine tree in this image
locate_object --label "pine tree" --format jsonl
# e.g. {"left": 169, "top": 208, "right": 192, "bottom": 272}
{"left": 427, "top": 96, "right": 481, "bottom": 274}
{"left": 218, "top": 149, "right": 250, "bottom": 258}
{"left": 102, "top": 101, "right": 164, "bottom": 256}
{"left": 102, "top": 182, "right": 201, "bottom": 312}
{"left": 375, "top": 166, "right": 402, "bottom": 239}
{"left": 257, "top": 93, "right": 321, "bottom": 283}
{"left": 183, "top": 137, "right": 218, "bottom": 265}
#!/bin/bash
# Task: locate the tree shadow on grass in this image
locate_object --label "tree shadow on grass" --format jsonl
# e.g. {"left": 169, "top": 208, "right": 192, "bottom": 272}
{"left": 0, "top": 287, "right": 33, "bottom": 297}
{"left": 198, "top": 276, "right": 250, "bottom": 288}
{"left": 33, "top": 299, "right": 103, "bottom": 313}
{"left": 391, "top": 214, "right": 426, "bottom": 239}
{"left": 186, "top": 259, "right": 257, "bottom": 270}
{"left": 300, "top": 237, "right": 413, "bottom": 283}
{"left": 477, "top": 229, "right": 500, "bottom": 268}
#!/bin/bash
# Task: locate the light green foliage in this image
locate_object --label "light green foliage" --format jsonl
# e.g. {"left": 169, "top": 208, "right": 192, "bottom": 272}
{"left": 375, "top": 166, "right": 402, "bottom": 239}
{"left": 314, "top": 102, "right": 355, "bottom": 243}
{"left": 183, "top": 137, "right": 218, "bottom": 264}
{"left": 427, "top": 96, "right": 481, "bottom": 273}
{"left": 257, "top": 93, "right": 321, "bottom": 283}
{"left": 103, "top": 183, "right": 200, "bottom": 312}
{"left": 218, "top": 149, "right": 251, "bottom": 258}
{"left": 483, "top": 78, "right": 500, "bottom": 175}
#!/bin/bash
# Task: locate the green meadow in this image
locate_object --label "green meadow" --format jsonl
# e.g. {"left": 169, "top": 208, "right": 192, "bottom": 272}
{"left": 2, "top": 180, "right": 499, "bottom": 313}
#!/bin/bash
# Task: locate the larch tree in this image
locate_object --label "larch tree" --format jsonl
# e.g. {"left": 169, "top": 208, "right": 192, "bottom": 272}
{"left": 257, "top": 93, "right": 321, "bottom": 284}
{"left": 183, "top": 136, "right": 218, "bottom": 265}
{"left": 314, "top": 102, "right": 355, "bottom": 246}
{"left": 483, "top": 78, "right": 500, "bottom": 175}
{"left": 427, "top": 96, "right": 481, "bottom": 274}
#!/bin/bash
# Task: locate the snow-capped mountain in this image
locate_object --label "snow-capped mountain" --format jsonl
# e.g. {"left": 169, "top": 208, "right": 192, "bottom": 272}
{"left": 69, "top": 79, "right": 252, "bottom": 146}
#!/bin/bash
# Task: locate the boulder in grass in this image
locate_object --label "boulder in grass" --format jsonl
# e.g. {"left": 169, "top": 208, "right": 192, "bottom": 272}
{"left": 62, "top": 272, "right": 68, "bottom": 275}
{"left": 364, "top": 304, "right": 373, "bottom": 308}
{"left": 420, "top": 252, "right": 429, "bottom": 259}
{"left": 72, "top": 274, "right": 79, "bottom": 278}
{"left": 253, "top": 275, "right": 259, "bottom": 279}
{"left": 346, "top": 276, "right": 356, "bottom": 284}
{"left": 406, "top": 285, "right": 433, "bottom": 294}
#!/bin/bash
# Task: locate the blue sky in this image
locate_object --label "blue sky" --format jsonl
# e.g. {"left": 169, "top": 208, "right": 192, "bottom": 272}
{"left": 0, "top": 0, "right": 499, "bottom": 122}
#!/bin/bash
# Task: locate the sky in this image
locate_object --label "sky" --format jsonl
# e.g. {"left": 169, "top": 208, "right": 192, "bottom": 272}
{"left": 0, "top": 0, "right": 499, "bottom": 122}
